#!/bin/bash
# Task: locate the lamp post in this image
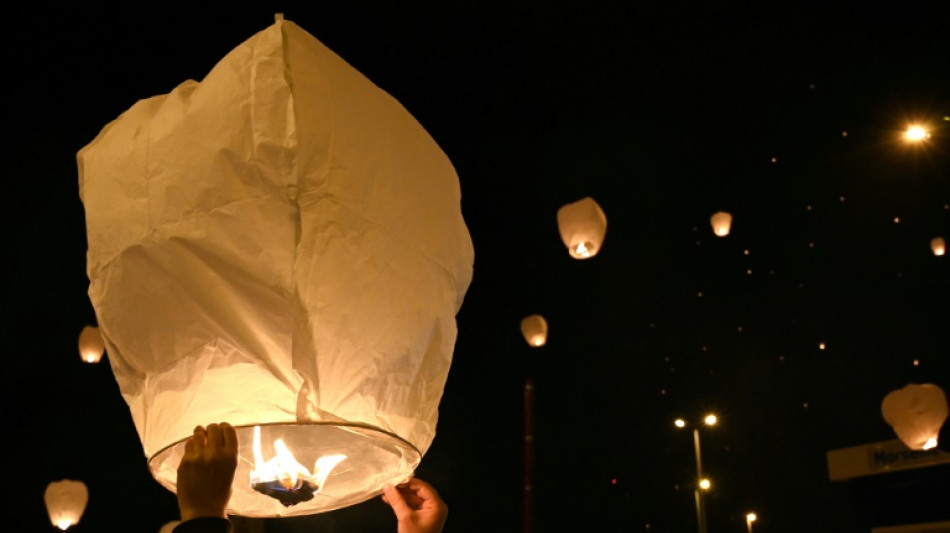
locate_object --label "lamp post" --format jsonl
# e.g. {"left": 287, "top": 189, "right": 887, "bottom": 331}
{"left": 675, "top": 414, "right": 717, "bottom": 533}
{"left": 746, "top": 512, "right": 757, "bottom": 533}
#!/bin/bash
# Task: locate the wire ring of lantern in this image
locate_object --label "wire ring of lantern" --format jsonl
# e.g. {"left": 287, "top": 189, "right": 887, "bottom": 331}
{"left": 148, "top": 420, "right": 425, "bottom": 516}
{"left": 147, "top": 420, "right": 423, "bottom": 463}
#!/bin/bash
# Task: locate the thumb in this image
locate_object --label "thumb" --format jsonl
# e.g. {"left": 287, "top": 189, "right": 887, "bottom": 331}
{"left": 383, "top": 485, "right": 410, "bottom": 519}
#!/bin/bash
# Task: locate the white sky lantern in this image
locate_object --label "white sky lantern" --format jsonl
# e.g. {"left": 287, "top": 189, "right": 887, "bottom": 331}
{"left": 520, "top": 314, "right": 548, "bottom": 347}
{"left": 76, "top": 15, "right": 473, "bottom": 517}
{"left": 78, "top": 325, "right": 105, "bottom": 363}
{"left": 931, "top": 236, "right": 946, "bottom": 256}
{"left": 710, "top": 211, "right": 733, "bottom": 237}
{"left": 557, "top": 197, "right": 607, "bottom": 259}
{"left": 881, "top": 383, "right": 948, "bottom": 451}
{"left": 44, "top": 480, "right": 88, "bottom": 530}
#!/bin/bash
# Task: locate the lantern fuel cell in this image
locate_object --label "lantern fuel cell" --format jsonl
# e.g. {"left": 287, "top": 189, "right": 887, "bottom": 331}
{"left": 77, "top": 15, "right": 474, "bottom": 517}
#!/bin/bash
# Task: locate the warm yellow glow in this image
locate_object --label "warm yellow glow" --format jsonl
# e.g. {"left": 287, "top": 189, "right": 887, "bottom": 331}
{"left": 78, "top": 326, "right": 105, "bottom": 364}
{"left": 904, "top": 125, "right": 930, "bottom": 142}
{"left": 923, "top": 438, "right": 938, "bottom": 450}
{"left": 45, "top": 479, "right": 87, "bottom": 530}
{"left": 557, "top": 197, "right": 607, "bottom": 260}
{"left": 704, "top": 414, "right": 717, "bottom": 426}
{"left": 699, "top": 478, "right": 710, "bottom": 490}
{"left": 520, "top": 314, "right": 548, "bottom": 348}
{"left": 574, "top": 242, "right": 592, "bottom": 258}
{"left": 932, "top": 237, "right": 946, "bottom": 256}
{"left": 819, "top": 342, "right": 826, "bottom": 350}
{"left": 710, "top": 211, "right": 732, "bottom": 237}
{"left": 250, "top": 426, "right": 347, "bottom": 491}
{"left": 746, "top": 513, "right": 757, "bottom": 523}
{"left": 674, "top": 419, "right": 686, "bottom": 428}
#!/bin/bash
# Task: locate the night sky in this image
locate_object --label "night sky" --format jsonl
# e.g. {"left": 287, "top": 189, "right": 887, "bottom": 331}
{"left": 3, "top": 3, "right": 949, "bottom": 532}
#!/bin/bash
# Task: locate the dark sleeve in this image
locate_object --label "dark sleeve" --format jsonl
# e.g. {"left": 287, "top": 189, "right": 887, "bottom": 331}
{"left": 172, "top": 517, "right": 233, "bottom": 533}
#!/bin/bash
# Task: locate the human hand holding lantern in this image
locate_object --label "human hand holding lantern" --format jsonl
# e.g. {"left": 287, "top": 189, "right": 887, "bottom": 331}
{"left": 382, "top": 478, "right": 448, "bottom": 533}
{"left": 176, "top": 423, "right": 238, "bottom": 522}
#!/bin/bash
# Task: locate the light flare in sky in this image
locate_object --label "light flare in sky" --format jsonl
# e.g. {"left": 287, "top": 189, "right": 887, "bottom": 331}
{"left": 903, "top": 125, "right": 930, "bottom": 142}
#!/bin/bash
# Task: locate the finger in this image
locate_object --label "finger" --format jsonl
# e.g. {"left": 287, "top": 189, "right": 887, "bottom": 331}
{"left": 192, "top": 426, "right": 208, "bottom": 453}
{"left": 221, "top": 423, "right": 238, "bottom": 456}
{"left": 382, "top": 484, "right": 410, "bottom": 519}
{"left": 406, "top": 478, "right": 440, "bottom": 502}
{"left": 207, "top": 423, "right": 223, "bottom": 450}
{"left": 182, "top": 436, "right": 196, "bottom": 460}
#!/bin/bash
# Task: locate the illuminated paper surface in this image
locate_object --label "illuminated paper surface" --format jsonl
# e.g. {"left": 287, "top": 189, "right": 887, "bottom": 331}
{"left": 78, "top": 16, "right": 473, "bottom": 516}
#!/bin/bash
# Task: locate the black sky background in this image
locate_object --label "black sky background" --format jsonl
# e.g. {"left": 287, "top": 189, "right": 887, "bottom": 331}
{"left": 2, "top": 2, "right": 949, "bottom": 532}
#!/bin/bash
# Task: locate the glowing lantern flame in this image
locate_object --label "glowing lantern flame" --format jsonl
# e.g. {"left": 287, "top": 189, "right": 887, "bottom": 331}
{"left": 710, "top": 211, "right": 732, "bottom": 237}
{"left": 520, "top": 314, "right": 548, "bottom": 347}
{"left": 250, "top": 426, "right": 346, "bottom": 492}
{"left": 932, "top": 237, "right": 946, "bottom": 256}
{"left": 78, "top": 325, "right": 105, "bottom": 363}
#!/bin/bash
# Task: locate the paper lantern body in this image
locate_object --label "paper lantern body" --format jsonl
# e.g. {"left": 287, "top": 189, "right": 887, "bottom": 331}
{"left": 520, "top": 315, "right": 548, "bottom": 347}
{"left": 557, "top": 197, "right": 607, "bottom": 259}
{"left": 932, "top": 236, "right": 946, "bottom": 256}
{"left": 881, "top": 383, "right": 948, "bottom": 450}
{"left": 710, "top": 211, "right": 732, "bottom": 237}
{"left": 44, "top": 480, "right": 88, "bottom": 530}
{"left": 77, "top": 17, "right": 473, "bottom": 517}
{"left": 78, "top": 325, "right": 105, "bottom": 363}
{"left": 159, "top": 521, "right": 181, "bottom": 533}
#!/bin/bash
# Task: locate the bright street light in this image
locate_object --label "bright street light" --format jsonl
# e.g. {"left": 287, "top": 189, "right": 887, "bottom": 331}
{"left": 903, "top": 124, "right": 930, "bottom": 142}
{"left": 675, "top": 414, "right": 718, "bottom": 533}
{"left": 746, "top": 512, "right": 757, "bottom": 533}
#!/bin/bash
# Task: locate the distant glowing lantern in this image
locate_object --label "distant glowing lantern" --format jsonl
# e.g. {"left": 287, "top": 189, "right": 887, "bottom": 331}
{"left": 932, "top": 237, "right": 946, "bottom": 256}
{"left": 881, "top": 383, "right": 948, "bottom": 451}
{"left": 557, "top": 197, "right": 607, "bottom": 259}
{"left": 77, "top": 15, "right": 473, "bottom": 517}
{"left": 520, "top": 315, "right": 548, "bottom": 347}
{"left": 78, "top": 325, "right": 105, "bottom": 363}
{"left": 44, "top": 480, "right": 88, "bottom": 530}
{"left": 710, "top": 211, "right": 732, "bottom": 237}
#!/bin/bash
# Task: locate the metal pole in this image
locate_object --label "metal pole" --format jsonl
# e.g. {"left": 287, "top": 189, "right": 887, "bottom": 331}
{"left": 524, "top": 375, "right": 535, "bottom": 533}
{"left": 693, "top": 428, "right": 707, "bottom": 533}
